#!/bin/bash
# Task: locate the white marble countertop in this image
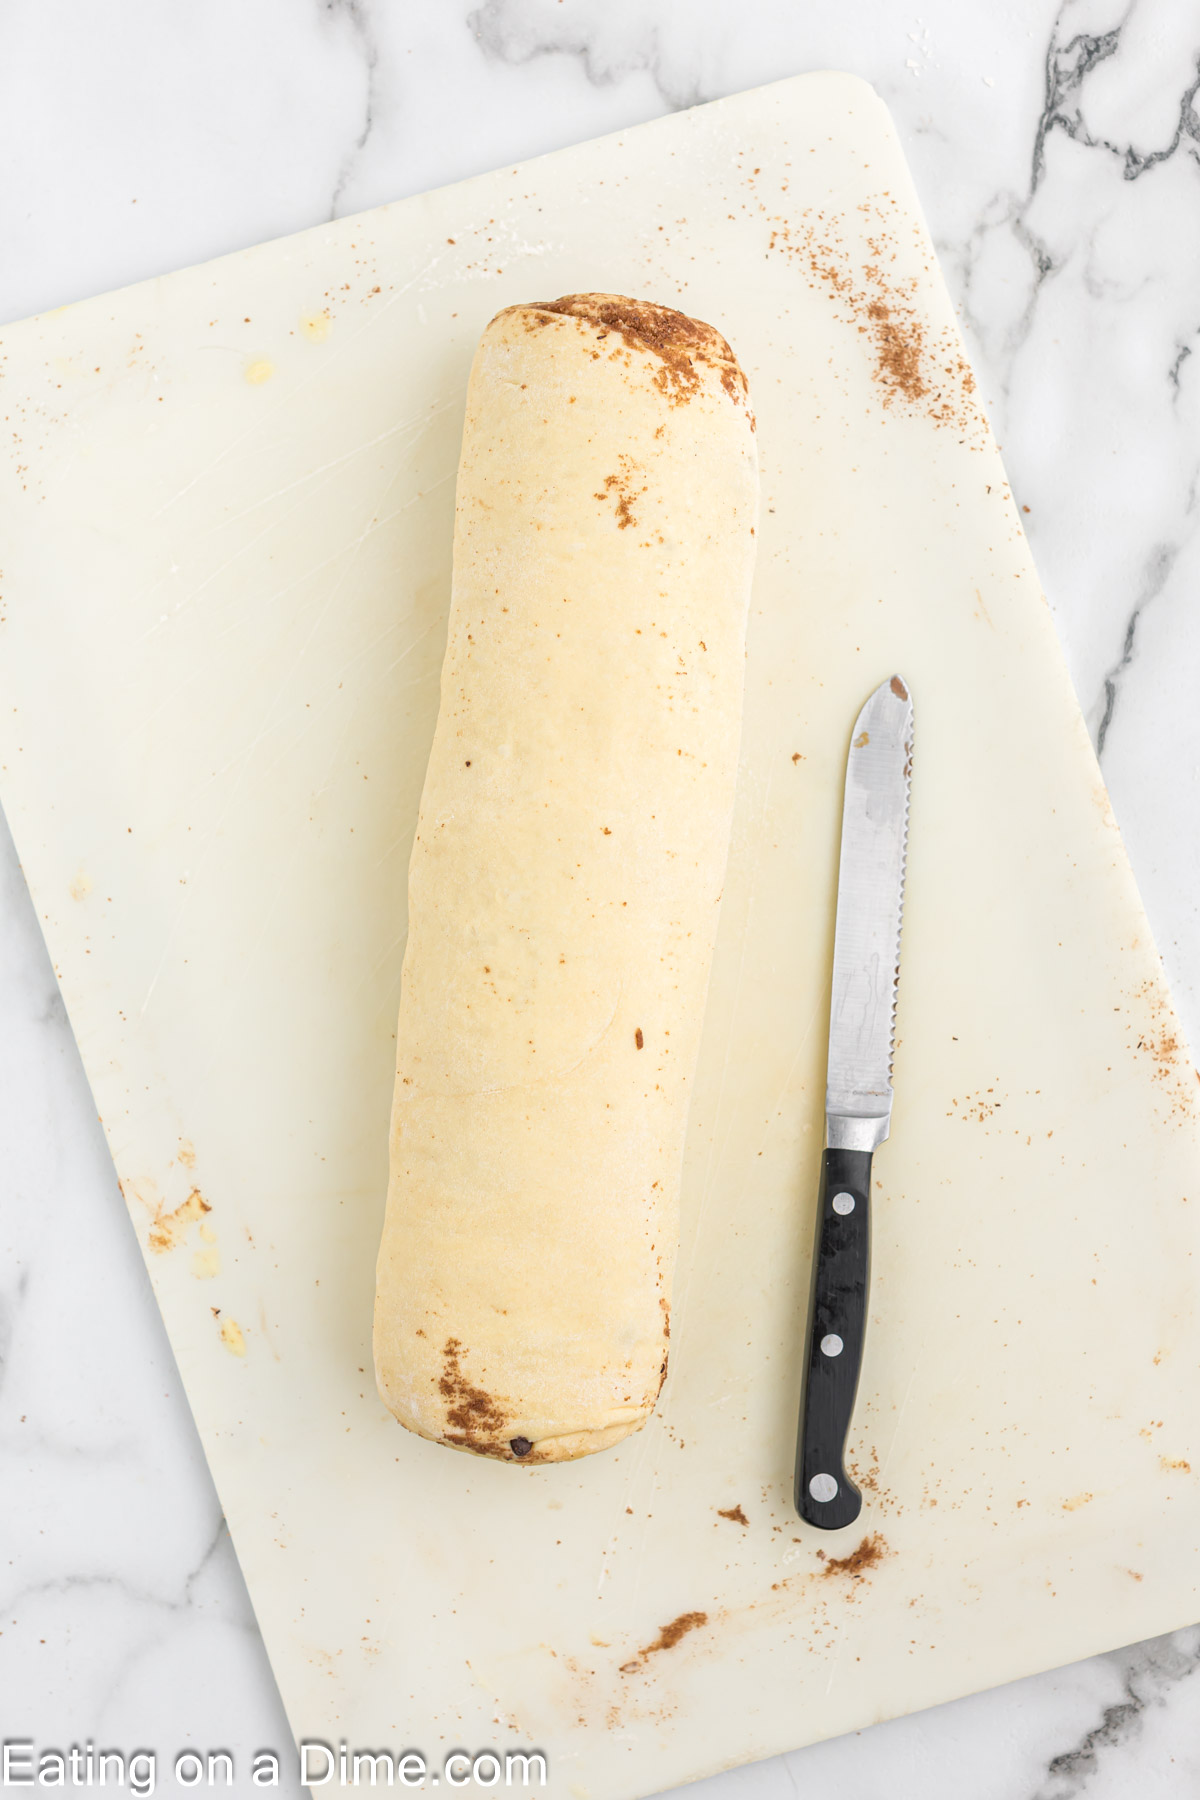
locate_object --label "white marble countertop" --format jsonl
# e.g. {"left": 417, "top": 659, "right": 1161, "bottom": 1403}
{"left": 2, "top": 3, "right": 1198, "bottom": 1795}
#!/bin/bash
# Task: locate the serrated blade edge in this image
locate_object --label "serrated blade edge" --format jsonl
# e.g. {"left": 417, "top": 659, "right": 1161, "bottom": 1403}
{"left": 825, "top": 675, "right": 913, "bottom": 1148}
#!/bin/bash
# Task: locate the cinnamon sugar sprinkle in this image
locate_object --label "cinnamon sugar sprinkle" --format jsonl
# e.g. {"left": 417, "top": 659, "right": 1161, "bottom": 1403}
{"left": 768, "top": 199, "right": 979, "bottom": 432}
{"left": 821, "top": 1533, "right": 887, "bottom": 1579}
{"left": 620, "top": 1609, "right": 709, "bottom": 1673}
{"left": 438, "top": 1336, "right": 515, "bottom": 1459}
{"left": 513, "top": 292, "right": 753, "bottom": 420}
{"left": 594, "top": 452, "right": 647, "bottom": 529}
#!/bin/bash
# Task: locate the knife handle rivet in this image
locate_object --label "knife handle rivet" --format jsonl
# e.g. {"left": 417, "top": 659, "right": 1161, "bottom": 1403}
{"left": 820, "top": 1333, "right": 844, "bottom": 1358}
{"left": 832, "top": 1192, "right": 855, "bottom": 1215}
{"left": 809, "top": 1473, "right": 839, "bottom": 1503}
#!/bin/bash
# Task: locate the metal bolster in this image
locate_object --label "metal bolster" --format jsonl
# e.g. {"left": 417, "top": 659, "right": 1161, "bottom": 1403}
{"left": 826, "top": 1111, "right": 892, "bottom": 1152}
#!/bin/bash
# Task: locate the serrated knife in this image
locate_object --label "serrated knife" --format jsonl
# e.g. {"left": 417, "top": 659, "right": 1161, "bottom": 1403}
{"left": 795, "top": 674, "right": 913, "bottom": 1530}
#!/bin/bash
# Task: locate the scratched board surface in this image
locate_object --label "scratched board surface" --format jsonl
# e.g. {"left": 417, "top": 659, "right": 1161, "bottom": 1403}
{"left": 1, "top": 74, "right": 1199, "bottom": 1799}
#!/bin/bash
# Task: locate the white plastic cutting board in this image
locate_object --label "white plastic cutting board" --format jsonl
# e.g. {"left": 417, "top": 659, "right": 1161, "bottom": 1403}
{"left": 2, "top": 73, "right": 1199, "bottom": 1799}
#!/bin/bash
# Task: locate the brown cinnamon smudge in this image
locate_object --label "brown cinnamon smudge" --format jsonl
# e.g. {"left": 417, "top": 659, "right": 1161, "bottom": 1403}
{"left": 439, "top": 1337, "right": 513, "bottom": 1459}
{"left": 515, "top": 292, "right": 752, "bottom": 416}
{"left": 822, "top": 1533, "right": 887, "bottom": 1579}
{"left": 620, "top": 1609, "right": 708, "bottom": 1673}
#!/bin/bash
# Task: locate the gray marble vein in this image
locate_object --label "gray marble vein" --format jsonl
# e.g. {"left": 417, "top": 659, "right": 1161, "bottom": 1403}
{"left": 1035, "top": 1627, "right": 1200, "bottom": 1798}
{"left": 470, "top": 0, "right": 709, "bottom": 111}
{"left": 1093, "top": 541, "right": 1177, "bottom": 755}
{"left": 328, "top": 0, "right": 380, "bottom": 219}
{"left": 1035, "top": 22, "right": 1200, "bottom": 186}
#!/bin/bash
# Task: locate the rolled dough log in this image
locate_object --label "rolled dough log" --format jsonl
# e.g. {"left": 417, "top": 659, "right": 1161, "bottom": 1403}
{"left": 374, "top": 293, "right": 758, "bottom": 1461}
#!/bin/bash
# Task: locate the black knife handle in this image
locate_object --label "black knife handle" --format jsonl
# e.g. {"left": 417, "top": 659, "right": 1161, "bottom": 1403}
{"left": 794, "top": 1146, "right": 872, "bottom": 1530}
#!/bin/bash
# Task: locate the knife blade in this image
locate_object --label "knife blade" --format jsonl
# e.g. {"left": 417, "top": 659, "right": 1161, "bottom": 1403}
{"left": 795, "top": 674, "right": 913, "bottom": 1530}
